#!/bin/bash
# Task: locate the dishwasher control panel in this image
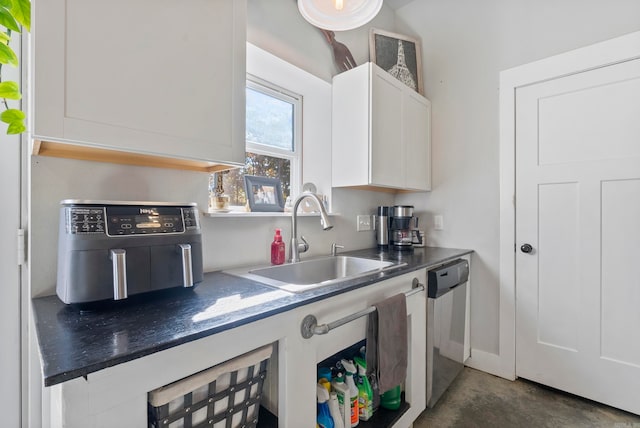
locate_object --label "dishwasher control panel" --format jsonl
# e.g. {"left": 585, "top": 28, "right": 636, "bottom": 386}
{"left": 427, "top": 259, "right": 469, "bottom": 298}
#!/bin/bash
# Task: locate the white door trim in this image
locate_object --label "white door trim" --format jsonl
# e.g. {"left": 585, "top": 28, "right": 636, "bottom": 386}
{"left": 498, "top": 30, "right": 640, "bottom": 379}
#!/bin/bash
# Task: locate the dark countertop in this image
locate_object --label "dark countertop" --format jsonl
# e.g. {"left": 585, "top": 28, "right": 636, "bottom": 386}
{"left": 32, "top": 246, "right": 472, "bottom": 387}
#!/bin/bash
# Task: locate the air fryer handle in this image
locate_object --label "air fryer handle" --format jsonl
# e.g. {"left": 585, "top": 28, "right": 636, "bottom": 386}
{"left": 110, "top": 249, "right": 128, "bottom": 300}
{"left": 179, "top": 244, "right": 194, "bottom": 288}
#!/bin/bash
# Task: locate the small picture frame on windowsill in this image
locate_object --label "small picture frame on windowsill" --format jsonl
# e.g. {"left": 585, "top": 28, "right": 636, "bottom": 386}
{"left": 244, "top": 175, "right": 285, "bottom": 212}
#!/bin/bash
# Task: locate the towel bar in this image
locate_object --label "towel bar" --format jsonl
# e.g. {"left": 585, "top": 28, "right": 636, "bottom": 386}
{"left": 300, "top": 278, "right": 424, "bottom": 339}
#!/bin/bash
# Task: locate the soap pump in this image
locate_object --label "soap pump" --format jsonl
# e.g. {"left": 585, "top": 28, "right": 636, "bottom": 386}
{"left": 271, "top": 229, "right": 285, "bottom": 265}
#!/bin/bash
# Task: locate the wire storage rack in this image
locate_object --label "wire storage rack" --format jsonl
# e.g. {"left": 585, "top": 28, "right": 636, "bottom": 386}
{"left": 148, "top": 344, "right": 273, "bottom": 428}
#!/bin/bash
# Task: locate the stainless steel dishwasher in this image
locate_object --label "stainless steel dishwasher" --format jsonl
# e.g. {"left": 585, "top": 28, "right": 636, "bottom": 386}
{"left": 426, "top": 258, "right": 470, "bottom": 408}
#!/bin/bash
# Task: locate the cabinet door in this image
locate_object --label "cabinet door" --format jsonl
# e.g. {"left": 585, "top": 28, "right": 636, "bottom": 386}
{"left": 331, "top": 63, "right": 370, "bottom": 187}
{"left": 370, "top": 67, "right": 404, "bottom": 188}
{"left": 403, "top": 91, "right": 431, "bottom": 191}
{"left": 33, "top": 0, "right": 246, "bottom": 165}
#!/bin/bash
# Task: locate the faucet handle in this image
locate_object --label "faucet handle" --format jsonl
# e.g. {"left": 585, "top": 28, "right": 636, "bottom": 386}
{"left": 298, "top": 236, "right": 309, "bottom": 254}
{"left": 331, "top": 243, "right": 345, "bottom": 256}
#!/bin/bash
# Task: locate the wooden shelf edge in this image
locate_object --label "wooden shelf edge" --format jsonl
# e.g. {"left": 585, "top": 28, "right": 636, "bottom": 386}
{"left": 32, "top": 140, "right": 240, "bottom": 174}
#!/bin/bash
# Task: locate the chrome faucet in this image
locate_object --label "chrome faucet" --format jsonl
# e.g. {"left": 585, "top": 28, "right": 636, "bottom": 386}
{"left": 330, "top": 243, "right": 344, "bottom": 256}
{"left": 290, "top": 192, "right": 333, "bottom": 263}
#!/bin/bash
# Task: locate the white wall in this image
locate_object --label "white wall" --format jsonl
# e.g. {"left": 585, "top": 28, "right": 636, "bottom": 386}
{"left": 247, "top": 0, "right": 397, "bottom": 82}
{"left": 394, "top": 0, "right": 640, "bottom": 356}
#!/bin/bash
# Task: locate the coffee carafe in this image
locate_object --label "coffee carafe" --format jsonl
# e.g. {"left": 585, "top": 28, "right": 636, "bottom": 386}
{"left": 390, "top": 205, "right": 415, "bottom": 251}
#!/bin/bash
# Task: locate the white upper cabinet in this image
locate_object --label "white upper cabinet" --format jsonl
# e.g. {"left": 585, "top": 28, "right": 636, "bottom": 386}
{"left": 332, "top": 62, "right": 431, "bottom": 191}
{"left": 32, "top": 0, "right": 246, "bottom": 167}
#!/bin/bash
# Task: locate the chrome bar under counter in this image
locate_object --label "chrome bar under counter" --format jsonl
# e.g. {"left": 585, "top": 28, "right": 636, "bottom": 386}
{"left": 300, "top": 278, "right": 425, "bottom": 338}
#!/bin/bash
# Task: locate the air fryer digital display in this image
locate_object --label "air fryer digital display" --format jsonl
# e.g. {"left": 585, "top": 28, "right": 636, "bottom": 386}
{"left": 106, "top": 206, "right": 187, "bottom": 235}
{"left": 65, "top": 205, "right": 199, "bottom": 235}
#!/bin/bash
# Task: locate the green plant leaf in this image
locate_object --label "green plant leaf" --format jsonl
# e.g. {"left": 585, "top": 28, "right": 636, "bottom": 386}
{"left": 0, "top": 7, "right": 19, "bottom": 32}
{"left": 1, "top": 108, "right": 23, "bottom": 123}
{"left": 0, "top": 0, "right": 11, "bottom": 8}
{"left": 0, "top": 41, "right": 17, "bottom": 65}
{"left": 6, "top": 118, "right": 25, "bottom": 134}
{"left": 9, "top": 0, "right": 28, "bottom": 31}
{"left": 0, "top": 31, "right": 10, "bottom": 42}
{"left": 0, "top": 81, "right": 20, "bottom": 99}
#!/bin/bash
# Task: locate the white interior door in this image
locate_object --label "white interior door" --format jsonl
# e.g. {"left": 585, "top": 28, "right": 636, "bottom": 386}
{"left": 515, "top": 56, "right": 640, "bottom": 414}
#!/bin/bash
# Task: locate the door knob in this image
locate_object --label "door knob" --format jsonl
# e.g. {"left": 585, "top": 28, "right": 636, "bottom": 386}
{"left": 520, "top": 243, "right": 533, "bottom": 253}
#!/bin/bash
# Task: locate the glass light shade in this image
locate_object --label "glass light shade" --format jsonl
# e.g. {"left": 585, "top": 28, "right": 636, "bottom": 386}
{"left": 298, "top": 0, "right": 383, "bottom": 31}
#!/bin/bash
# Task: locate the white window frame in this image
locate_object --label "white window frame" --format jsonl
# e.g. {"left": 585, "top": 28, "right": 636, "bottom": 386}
{"left": 245, "top": 75, "right": 302, "bottom": 200}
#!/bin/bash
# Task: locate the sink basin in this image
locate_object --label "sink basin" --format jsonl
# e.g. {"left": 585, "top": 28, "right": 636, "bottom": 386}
{"left": 226, "top": 256, "right": 406, "bottom": 293}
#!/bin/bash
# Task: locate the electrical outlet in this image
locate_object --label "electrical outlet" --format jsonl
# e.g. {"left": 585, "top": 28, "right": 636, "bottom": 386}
{"left": 434, "top": 215, "right": 444, "bottom": 231}
{"left": 357, "top": 215, "right": 372, "bottom": 232}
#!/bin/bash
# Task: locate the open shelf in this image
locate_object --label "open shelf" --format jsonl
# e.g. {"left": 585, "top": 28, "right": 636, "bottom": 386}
{"left": 317, "top": 340, "right": 410, "bottom": 428}
{"left": 33, "top": 139, "right": 239, "bottom": 173}
{"left": 359, "top": 394, "right": 410, "bottom": 428}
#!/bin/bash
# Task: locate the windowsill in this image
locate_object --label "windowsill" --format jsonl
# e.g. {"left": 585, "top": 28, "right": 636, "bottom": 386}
{"left": 202, "top": 211, "right": 340, "bottom": 218}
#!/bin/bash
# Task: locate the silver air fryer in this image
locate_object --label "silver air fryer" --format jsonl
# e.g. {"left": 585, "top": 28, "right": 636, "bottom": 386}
{"left": 56, "top": 200, "right": 204, "bottom": 305}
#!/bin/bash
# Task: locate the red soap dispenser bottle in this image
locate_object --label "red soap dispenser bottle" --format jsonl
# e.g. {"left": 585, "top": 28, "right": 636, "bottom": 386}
{"left": 271, "top": 229, "right": 286, "bottom": 265}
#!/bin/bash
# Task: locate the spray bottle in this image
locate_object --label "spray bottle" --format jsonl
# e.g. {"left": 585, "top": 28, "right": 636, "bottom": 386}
{"left": 331, "top": 373, "right": 351, "bottom": 428}
{"left": 340, "top": 359, "right": 359, "bottom": 427}
{"left": 328, "top": 391, "right": 344, "bottom": 428}
{"left": 354, "top": 357, "right": 373, "bottom": 421}
{"left": 317, "top": 384, "right": 335, "bottom": 428}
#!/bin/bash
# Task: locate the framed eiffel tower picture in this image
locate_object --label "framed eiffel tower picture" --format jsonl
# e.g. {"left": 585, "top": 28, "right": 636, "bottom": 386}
{"left": 370, "top": 28, "right": 423, "bottom": 95}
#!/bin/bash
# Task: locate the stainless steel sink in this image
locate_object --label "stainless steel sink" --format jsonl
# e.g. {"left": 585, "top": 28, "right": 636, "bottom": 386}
{"left": 225, "top": 256, "right": 406, "bottom": 293}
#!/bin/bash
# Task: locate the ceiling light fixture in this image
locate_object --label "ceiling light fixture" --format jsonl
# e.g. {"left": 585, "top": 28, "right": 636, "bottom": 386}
{"left": 298, "top": 0, "right": 383, "bottom": 32}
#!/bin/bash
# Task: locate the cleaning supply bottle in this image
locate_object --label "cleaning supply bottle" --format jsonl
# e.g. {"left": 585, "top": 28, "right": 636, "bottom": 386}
{"left": 328, "top": 391, "right": 344, "bottom": 428}
{"left": 318, "top": 366, "right": 332, "bottom": 394}
{"left": 354, "top": 357, "right": 373, "bottom": 421}
{"left": 331, "top": 373, "right": 351, "bottom": 428}
{"left": 270, "top": 229, "right": 285, "bottom": 265}
{"left": 358, "top": 347, "right": 380, "bottom": 412}
{"left": 380, "top": 385, "right": 402, "bottom": 410}
{"left": 340, "top": 360, "right": 359, "bottom": 427}
{"left": 317, "top": 384, "right": 335, "bottom": 428}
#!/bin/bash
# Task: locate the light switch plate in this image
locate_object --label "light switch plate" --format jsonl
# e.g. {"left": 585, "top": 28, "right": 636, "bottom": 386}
{"left": 357, "top": 215, "right": 372, "bottom": 232}
{"left": 434, "top": 215, "right": 444, "bottom": 230}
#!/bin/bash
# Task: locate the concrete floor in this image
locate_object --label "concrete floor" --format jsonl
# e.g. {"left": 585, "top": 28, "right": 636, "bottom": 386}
{"left": 414, "top": 367, "right": 640, "bottom": 428}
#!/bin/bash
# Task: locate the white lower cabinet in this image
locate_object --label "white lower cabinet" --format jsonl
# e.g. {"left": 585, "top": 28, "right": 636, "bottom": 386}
{"left": 47, "top": 316, "right": 289, "bottom": 427}
{"left": 287, "top": 271, "right": 427, "bottom": 428}
{"left": 46, "top": 272, "right": 426, "bottom": 427}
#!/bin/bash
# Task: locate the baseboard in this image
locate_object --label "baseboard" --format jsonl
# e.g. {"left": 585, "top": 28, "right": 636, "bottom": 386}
{"left": 465, "top": 348, "right": 516, "bottom": 381}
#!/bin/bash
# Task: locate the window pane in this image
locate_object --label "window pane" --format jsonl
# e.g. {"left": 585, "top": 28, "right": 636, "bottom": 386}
{"left": 222, "top": 153, "right": 291, "bottom": 206}
{"left": 246, "top": 87, "right": 294, "bottom": 151}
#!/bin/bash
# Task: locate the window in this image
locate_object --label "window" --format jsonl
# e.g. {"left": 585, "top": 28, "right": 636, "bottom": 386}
{"left": 222, "top": 76, "right": 302, "bottom": 209}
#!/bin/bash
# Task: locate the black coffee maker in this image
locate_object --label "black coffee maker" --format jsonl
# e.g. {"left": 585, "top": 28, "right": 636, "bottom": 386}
{"left": 389, "top": 205, "right": 415, "bottom": 251}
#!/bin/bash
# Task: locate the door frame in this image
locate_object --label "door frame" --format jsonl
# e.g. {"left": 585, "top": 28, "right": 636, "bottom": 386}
{"left": 498, "top": 30, "right": 640, "bottom": 380}
{"left": 0, "top": 29, "right": 27, "bottom": 427}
